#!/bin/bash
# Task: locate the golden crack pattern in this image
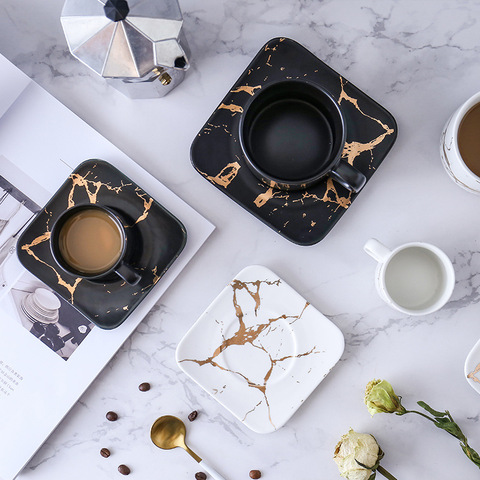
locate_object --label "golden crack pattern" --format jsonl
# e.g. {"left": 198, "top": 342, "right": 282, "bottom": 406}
{"left": 218, "top": 103, "right": 244, "bottom": 115}
{"left": 67, "top": 170, "right": 131, "bottom": 207}
{"left": 338, "top": 77, "right": 394, "bottom": 166}
{"left": 180, "top": 278, "right": 321, "bottom": 429}
{"left": 196, "top": 43, "right": 395, "bottom": 239}
{"left": 135, "top": 266, "right": 162, "bottom": 295}
{"left": 20, "top": 229, "right": 82, "bottom": 303}
{"left": 19, "top": 167, "right": 145, "bottom": 303}
{"left": 203, "top": 162, "right": 241, "bottom": 188}
{"left": 467, "top": 363, "right": 480, "bottom": 384}
{"left": 200, "top": 123, "right": 236, "bottom": 140}
{"left": 132, "top": 188, "right": 153, "bottom": 226}
{"left": 251, "top": 76, "right": 393, "bottom": 211}
{"left": 254, "top": 187, "right": 276, "bottom": 208}
{"left": 231, "top": 85, "right": 262, "bottom": 96}
{"left": 152, "top": 266, "right": 160, "bottom": 285}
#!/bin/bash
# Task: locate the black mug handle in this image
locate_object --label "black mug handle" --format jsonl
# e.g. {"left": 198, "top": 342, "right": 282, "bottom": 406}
{"left": 330, "top": 160, "right": 366, "bottom": 193}
{"left": 115, "top": 262, "right": 141, "bottom": 286}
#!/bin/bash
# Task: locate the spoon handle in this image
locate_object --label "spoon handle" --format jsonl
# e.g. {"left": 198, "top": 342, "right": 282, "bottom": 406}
{"left": 199, "top": 460, "right": 227, "bottom": 480}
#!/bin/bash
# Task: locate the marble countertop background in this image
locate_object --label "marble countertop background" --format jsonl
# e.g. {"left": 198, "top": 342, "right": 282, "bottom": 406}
{"left": 1, "top": 0, "right": 480, "bottom": 478}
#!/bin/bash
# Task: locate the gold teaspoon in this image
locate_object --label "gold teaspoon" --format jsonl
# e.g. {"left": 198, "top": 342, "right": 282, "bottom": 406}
{"left": 151, "top": 415, "right": 227, "bottom": 480}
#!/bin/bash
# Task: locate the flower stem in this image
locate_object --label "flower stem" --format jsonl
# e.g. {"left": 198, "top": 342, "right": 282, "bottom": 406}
{"left": 377, "top": 465, "right": 398, "bottom": 480}
{"left": 406, "top": 409, "right": 480, "bottom": 468}
{"left": 405, "top": 409, "right": 436, "bottom": 423}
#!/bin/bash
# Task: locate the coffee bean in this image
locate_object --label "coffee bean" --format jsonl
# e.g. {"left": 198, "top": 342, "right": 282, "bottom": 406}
{"left": 249, "top": 470, "right": 261, "bottom": 479}
{"left": 118, "top": 464, "right": 131, "bottom": 475}
{"left": 100, "top": 447, "right": 111, "bottom": 458}
{"left": 138, "top": 382, "right": 151, "bottom": 392}
{"left": 188, "top": 410, "right": 198, "bottom": 422}
{"left": 106, "top": 411, "right": 118, "bottom": 421}
{"left": 195, "top": 472, "right": 207, "bottom": 480}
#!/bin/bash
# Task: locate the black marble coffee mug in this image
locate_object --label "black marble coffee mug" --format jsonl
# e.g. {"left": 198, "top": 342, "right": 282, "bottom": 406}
{"left": 239, "top": 80, "right": 366, "bottom": 192}
{"left": 50, "top": 204, "right": 141, "bottom": 285}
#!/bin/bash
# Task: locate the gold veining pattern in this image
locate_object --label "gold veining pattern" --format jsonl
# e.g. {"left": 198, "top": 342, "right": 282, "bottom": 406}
{"left": 467, "top": 363, "right": 480, "bottom": 384}
{"left": 320, "top": 178, "right": 352, "bottom": 210}
{"left": 67, "top": 171, "right": 131, "bottom": 208}
{"left": 264, "top": 38, "right": 285, "bottom": 52}
{"left": 249, "top": 76, "right": 393, "bottom": 213}
{"left": 180, "top": 278, "right": 322, "bottom": 429}
{"left": 19, "top": 162, "right": 162, "bottom": 310}
{"left": 132, "top": 188, "right": 153, "bottom": 225}
{"left": 203, "top": 162, "right": 241, "bottom": 188}
{"left": 218, "top": 103, "right": 244, "bottom": 115}
{"left": 253, "top": 178, "right": 352, "bottom": 211}
{"left": 254, "top": 187, "right": 276, "bottom": 208}
{"left": 152, "top": 266, "right": 160, "bottom": 285}
{"left": 21, "top": 230, "right": 82, "bottom": 303}
{"left": 201, "top": 123, "right": 236, "bottom": 141}
{"left": 194, "top": 38, "right": 396, "bottom": 242}
{"left": 231, "top": 85, "right": 262, "bottom": 96}
{"left": 19, "top": 166, "right": 151, "bottom": 304}
{"left": 135, "top": 266, "right": 163, "bottom": 295}
{"left": 338, "top": 77, "right": 394, "bottom": 166}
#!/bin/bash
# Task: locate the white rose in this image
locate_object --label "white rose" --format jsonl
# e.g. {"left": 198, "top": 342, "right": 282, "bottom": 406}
{"left": 333, "top": 429, "right": 379, "bottom": 480}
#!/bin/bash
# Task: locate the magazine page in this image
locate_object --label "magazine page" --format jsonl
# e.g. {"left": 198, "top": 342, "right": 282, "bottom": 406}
{"left": 0, "top": 54, "right": 214, "bottom": 480}
{"left": 0, "top": 56, "right": 30, "bottom": 119}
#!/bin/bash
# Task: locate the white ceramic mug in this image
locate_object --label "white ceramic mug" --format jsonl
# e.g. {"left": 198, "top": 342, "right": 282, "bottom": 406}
{"left": 364, "top": 239, "right": 455, "bottom": 315}
{"left": 440, "top": 91, "right": 480, "bottom": 193}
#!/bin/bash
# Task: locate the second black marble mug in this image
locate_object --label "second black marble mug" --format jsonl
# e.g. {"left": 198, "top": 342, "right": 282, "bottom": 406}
{"left": 239, "top": 80, "right": 366, "bottom": 192}
{"left": 50, "top": 204, "right": 141, "bottom": 285}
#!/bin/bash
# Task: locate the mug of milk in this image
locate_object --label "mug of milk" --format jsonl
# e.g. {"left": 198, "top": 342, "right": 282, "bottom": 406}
{"left": 364, "top": 238, "right": 455, "bottom": 315}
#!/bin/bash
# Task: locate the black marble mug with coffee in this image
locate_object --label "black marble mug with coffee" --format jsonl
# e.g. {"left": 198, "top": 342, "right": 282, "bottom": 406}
{"left": 50, "top": 204, "right": 141, "bottom": 285}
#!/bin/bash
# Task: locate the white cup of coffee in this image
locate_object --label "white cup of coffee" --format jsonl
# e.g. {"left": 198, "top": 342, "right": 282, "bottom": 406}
{"left": 364, "top": 239, "right": 455, "bottom": 315}
{"left": 441, "top": 91, "right": 480, "bottom": 193}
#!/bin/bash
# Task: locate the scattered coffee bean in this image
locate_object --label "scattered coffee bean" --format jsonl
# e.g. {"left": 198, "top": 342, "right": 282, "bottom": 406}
{"left": 118, "top": 464, "right": 131, "bottom": 475}
{"left": 106, "top": 411, "right": 118, "bottom": 421}
{"left": 138, "top": 382, "right": 151, "bottom": 392}
{"left": 188, "top": 410, "right": 198, "bottom": 422}
{"left": 195, "top": 472, "right": 207, "bottom": 480}
{"left": 249, "top": 470, "right": 261, "bottom": 479}
{"left": 100, "top": 447, "right": 111, "bottom": 458}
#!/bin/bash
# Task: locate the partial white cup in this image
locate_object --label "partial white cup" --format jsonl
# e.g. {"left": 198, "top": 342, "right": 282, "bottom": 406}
{"left": 440, "top": 91, "right": 480, "bottom": 193}
{"left": 364, "top": 239, "right": 455, "bottom": 316}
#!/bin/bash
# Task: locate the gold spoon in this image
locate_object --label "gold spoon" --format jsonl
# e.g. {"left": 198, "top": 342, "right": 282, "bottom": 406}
{"left": 151, "top": 415, "right": 227, "bottom": 480}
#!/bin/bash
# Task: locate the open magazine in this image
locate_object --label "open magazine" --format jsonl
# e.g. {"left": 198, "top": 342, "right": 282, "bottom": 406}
{"left": 0, "top": 54, "right": 214, "bottom": 480}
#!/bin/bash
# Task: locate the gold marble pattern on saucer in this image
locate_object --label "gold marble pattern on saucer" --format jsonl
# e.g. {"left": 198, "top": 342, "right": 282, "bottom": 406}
{"left": 465, "top": 337, "right": 480, "bottom": 396}
{"left": 176, "top": 265, "right": 344, "bottom": 433}
{"left": 191, "top": 37, "right": 397, "bottom": 245}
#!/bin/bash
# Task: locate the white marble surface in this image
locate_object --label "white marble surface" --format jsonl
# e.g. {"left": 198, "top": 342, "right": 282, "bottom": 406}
{"left": 1, "top": 0, "right": 480, "bottom": 479}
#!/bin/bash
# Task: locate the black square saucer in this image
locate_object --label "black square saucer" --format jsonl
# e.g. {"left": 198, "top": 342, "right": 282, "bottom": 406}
{"left": 17, "top": 160, "right": 187, "bottom": 329}
{"left": 191, "top": 38, "right": 397, "bottom": 245}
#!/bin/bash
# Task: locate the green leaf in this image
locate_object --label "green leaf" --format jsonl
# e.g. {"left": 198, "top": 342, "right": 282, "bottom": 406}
{"left": 412, "top": 401, "right": 480, "bottom": 470}
{"left": 461, "top": 443, "right": 480, "bottom": 468}
{"left": 433, "top": 420, "right": 465, "bottom": 440}
{"left": 417, "top": 401, "right": 447, "bottom": 417}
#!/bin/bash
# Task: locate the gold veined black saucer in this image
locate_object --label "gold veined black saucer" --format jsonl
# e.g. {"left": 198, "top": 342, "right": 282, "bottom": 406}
{"left": 191, "top": 38, "right": 397, "bottom": 245}
{"left": 16, "top": 160, "right": 187, "bottom": 329}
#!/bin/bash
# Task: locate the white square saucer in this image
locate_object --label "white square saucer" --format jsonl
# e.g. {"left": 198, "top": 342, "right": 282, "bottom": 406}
{"left": 176, "top": 265, "right": 344, "bottom": 433}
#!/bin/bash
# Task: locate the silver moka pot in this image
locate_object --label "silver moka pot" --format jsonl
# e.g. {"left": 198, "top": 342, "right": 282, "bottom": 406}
{"left": 61, "top": 0, "right": 190, "bottom": 98}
